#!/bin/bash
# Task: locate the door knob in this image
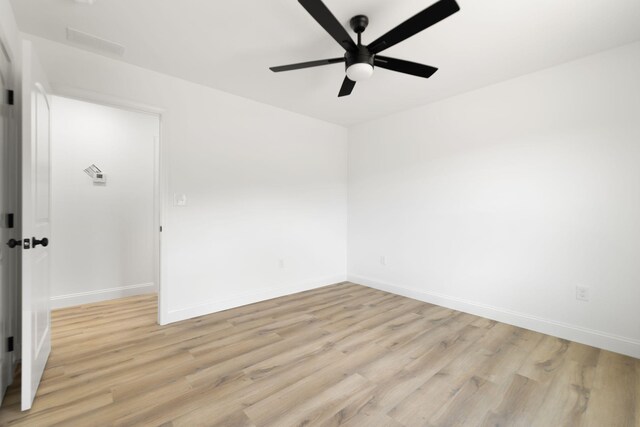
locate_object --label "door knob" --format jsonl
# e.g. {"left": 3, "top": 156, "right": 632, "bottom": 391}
{"left": 32, "top": 237, "right": 49, "bottom": 248}
{"left": 6, "top": 239, "right": 22, "bottom": 248}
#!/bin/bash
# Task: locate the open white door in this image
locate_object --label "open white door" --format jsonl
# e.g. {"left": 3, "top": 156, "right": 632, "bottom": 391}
{"left": 21, "top": 40, "right": 52, "bottom": 411}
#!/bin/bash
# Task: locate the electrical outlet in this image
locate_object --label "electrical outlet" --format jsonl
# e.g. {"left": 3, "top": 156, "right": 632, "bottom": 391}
{"left": 278, "top": 259, "right": 285, "bottom": 269}
{"left": 380, "top": 256, "right": 386, "bottom": 266}
{"left": 576, "top": 286, "right": 590, "bottom": 302}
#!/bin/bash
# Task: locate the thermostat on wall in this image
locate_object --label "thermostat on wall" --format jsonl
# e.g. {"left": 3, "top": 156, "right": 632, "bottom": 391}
{"left": 84, "top": 164, "right": 106, "bottom": 184}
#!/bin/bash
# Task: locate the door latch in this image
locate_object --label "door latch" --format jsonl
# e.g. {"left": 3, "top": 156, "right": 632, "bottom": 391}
{"left": 6, "top": 238, "right": 32, "bottom": 249}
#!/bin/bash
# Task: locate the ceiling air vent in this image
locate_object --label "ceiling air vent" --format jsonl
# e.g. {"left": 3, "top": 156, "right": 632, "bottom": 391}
{"left": 66, "top": 27, "right": 125, "bottom": 57}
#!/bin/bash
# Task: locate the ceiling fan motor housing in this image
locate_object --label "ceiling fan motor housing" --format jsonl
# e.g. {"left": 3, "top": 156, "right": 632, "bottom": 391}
{"left": 345, "top": 45, "right": 374, "bottom": 69}
{"left": 346, "top": 15, "right": 373, "bottom": 75}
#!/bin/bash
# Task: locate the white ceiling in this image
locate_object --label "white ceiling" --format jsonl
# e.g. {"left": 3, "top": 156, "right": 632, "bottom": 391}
{"left": 10, "top": 0, "right": 640, "bottom": 126}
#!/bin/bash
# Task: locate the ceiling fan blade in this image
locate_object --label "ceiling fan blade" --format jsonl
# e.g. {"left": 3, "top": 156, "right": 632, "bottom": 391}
{"left": 270, "top": 57, "right": 345, "bottom": 72}
{"left": 338, "top": 76, "right": 356, "bottom": 97}
{"left": 368, "top": 0, "right": 460, "bottom": 54}
{"left": 299, "top": 0, "right": 358, "bottom": 52}
{"left": 374, "top": 56, "right": 438, "bottom": 78}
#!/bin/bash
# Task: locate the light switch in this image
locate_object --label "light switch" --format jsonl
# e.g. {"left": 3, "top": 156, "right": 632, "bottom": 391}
{"left": 174, "top": 194, "right": 188, "bottom": 207}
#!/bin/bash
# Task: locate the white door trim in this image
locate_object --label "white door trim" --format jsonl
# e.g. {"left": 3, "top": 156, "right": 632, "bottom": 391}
{"left": 0, "top": 23, "right": 17, "bottom": 406}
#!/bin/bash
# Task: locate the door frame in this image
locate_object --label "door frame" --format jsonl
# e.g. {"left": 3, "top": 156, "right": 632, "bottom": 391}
{"left": 0, "top": 21, "right": 18, "bottom": 402}
{"left": 50, "top": 86, "right": 168, "bottom": 325}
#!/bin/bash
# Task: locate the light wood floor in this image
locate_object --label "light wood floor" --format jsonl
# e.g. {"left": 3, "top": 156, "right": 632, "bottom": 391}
{"left": 0, "top": 283, "right": 638, "bottom": 426}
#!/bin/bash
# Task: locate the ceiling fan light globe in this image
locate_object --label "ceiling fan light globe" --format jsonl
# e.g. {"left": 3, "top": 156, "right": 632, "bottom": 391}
{"left": 346, "top": 63, "right": 374, "bottom": 82}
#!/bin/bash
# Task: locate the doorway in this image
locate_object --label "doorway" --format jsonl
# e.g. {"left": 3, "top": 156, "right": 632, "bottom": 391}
{"left": 49, "top": 96, "right": 161, "bottom": 310}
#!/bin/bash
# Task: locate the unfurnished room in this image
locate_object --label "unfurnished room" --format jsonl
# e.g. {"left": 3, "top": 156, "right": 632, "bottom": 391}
{"left": 0, "top": 0, "right": 638, "bottom": 425}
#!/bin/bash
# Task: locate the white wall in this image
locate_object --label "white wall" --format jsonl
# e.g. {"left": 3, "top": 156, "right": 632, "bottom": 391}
{"left": 0, "top": 0, "right": 20, "bottom": 60}
{"left": 348, "top": 41, "right": 640, "bottom": 358}
{"left": 25, "top": 35, "right": 348, "bottom": 323}
{"left": 50, "top": 96, "right": 158, "bottom": 308}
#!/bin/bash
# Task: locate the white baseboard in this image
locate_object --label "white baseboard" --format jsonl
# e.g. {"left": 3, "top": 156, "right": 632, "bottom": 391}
{"left": 163, "top": 275, "right": 347, "bottom": 325}
{"left": 349, "top": 275, "right": 640, "bottom": 359}
{"left": 50, "top": 282, "right": 156, "bottom": 309}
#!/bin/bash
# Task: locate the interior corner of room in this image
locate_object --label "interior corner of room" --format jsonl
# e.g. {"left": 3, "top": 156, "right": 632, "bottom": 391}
{"left": 0, "top": 0, "right": 639, "bottom": 423}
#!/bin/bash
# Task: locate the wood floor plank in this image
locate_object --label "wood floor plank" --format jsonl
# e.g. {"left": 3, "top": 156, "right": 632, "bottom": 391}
{"left": 473, "top": 325, "right": 543, "bottom": 384}
{"left": 387, "top": 324, "right": 504, "bottom": 426}
{"left": 480, "top": 374, "right": 545, "bottom": 427}
{"left": 524, "top": 341, "right": 600, "bottom": 426}
{"left": 337, "top": 412, "right": 405, "bottom": 427}
{"left": 517, "top": 335, "right": 571, "bottom": 384}
{"left": 583, "top": 351, "right": 638, "bottom": 427}
{"left": 242, "top": 341, "right": 391, "bottom": 425}
{"left": 185, "top": 329, "right": 329, "bottom": 389}
{"left": 353, "top": 323, "right": 490, "bottom": 422}
{"left": 55, "top": 378, "right": 194, "bottom": 427}
{"left": 0, "top": 283, "right": 637, "bottom": 426}
{"left": 173, "top": 407, "right": 256, "bottom": 427}
{"left": 4, "top": 392, "right": 113, "bottom": 426}
{"left": 429, "top": 375, "right": 499, "bottom": 427}
{"left": 249, "top": 373, "right": 375, "bottom": 427}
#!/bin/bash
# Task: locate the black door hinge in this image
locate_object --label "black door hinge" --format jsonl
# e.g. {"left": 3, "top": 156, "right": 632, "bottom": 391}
{"left": 6, "top": 90, "right": 14, "bottom": 106}
{"left": 7, "top": 337, "right": 14, "bottom": 352}
{"left": 0, "top": 213, "right": 13, "bottom": 229}
{"left": 160, "top": 226, "right": 163, "bottom": 232}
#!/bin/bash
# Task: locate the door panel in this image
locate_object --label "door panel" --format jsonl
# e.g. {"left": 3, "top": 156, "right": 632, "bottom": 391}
{"left": 33, "top": 87, "right": 51, "bottom": 363}
{"left": 35, "top": 89, "right": 50, "bottom": 222}
{"left": 21, "top": 41, "right": 52, "bottom": 411}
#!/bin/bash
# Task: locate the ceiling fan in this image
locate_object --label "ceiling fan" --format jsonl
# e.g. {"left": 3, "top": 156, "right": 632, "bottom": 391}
{"left": 270, "top": 0, "right": 460, "bottom": 97}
